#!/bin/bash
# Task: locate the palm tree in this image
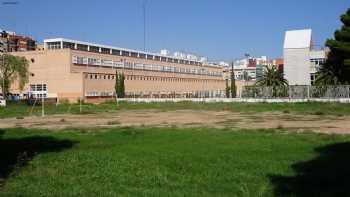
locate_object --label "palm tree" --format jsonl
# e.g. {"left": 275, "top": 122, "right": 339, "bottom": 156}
{"left": 315, "top": 63, "right": 342, "bottom": 85}
{"left": 255, "top": 65, "right": 288, "bottom": 87}
{"left": 255, "top": 65, "right": 288, "bottom": 97}
{"left": 0, "top": 54, "right": 29, "bottom": 99}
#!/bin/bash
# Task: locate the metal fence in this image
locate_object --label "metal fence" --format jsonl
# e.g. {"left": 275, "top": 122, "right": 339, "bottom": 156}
{"left": 241, "top": 85, "right": 350, "bottom": 99}
{"left": 125, "top": 90, "right": 226, "bottom": 99}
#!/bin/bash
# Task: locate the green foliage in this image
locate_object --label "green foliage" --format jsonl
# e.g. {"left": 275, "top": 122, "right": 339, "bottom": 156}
{"left": 119, "top": 73, "right": 125, "bottom": 98}
{"left": 316, "top": 7, "right": 350, "bottom": 85}
{"left": 254, "top": 65, "right": 288, "bottom": 97}
{"left": 114, "top": 70, "right": 125, "bottom": 98}
{"left": 2, "top": 101, "right": 350, "bottom": 118}
{"left": 230, "top": 62, "right": 236, "bottom": 98}
{"left": 114, "top": 70, "right": 119, "bottom": 97}
{"left": 0, "top": 54, "right": 29, "bottom": 98}
{"left": 225, "top": 79, "right": 230, "bottom": 98}
{"left": 1, "top": 127, "right": 350, "bottom": 196}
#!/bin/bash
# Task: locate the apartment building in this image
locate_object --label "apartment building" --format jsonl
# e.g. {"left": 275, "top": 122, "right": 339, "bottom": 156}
{"left": 0, "top": 30, "right": 36, "bottom": 52}
{"left": 9, "top": 38, "right": 225, "bottom": 102}
{"left": 284, "top": 29, "right": 327, "bottom": 85}
{"left": 231, "top": 56, "right": 275, "bottom": 81}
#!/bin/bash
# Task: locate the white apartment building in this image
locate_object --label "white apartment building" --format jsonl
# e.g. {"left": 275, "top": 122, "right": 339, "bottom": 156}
{"left": 284, "top": 29, "right": 327, "bottom": 85}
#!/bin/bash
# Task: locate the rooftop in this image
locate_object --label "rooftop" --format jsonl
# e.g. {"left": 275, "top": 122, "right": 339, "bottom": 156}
{"left": 284, "top": 29, "right": 312, "bottom": 49}
{"left": 44, "top": 38, "right": 210, "bottom": 66}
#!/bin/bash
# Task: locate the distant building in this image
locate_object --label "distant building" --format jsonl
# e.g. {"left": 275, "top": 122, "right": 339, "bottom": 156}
{"left": 232, "top": 56, "right": 270, "bottom": 81}
{"left": 8, "top": 38, "right": 225, "bottom": 102}
{"left": 35, "top": 43, "right": 45, "bottom": 51}
{"left": 0, "top": 30, "right": 36, "bottom": 52}
{"left": 283, "top": 29, "right": 327, "bottom": 85}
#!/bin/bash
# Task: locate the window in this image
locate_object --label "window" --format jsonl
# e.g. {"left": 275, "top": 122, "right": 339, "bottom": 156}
{"left": 122, "top": 51, "right": 130, "bottom": 56}
{"left": 139, "top": 53, "right": 146, "bottom": 59}
{"left": 112, "top": 49, "right": 121, "bottom": 56}
{"left": 77, "top": 56, "right": 87, "bottom": 64}
{"left": 47, "top": 42, "right": 61, "bottom": 50}
{"left": 63, "top": 42, "right": 75, "bottom": 49}
{"left": 114, "top": 61, "right": 124, "bottom": 68}
{"left": 29, "top": 84, "right": 47, "bottom": 99}
{"left": 101, "top": 59, "right": 113, "bottom": 67}
{"left": 101, "top": 48, "right": 110, "bottom": 54}
{"left": 131, "top": 52, "right": 138, "bottom": 57}
{"left": 88, "top": 58, "right": 98, "bottom": 65}
{"left": 89, "top": 46, "right": 100, "bottom": 53}
{"left": 77, "top": 44, "right": 88, "bottom": 51}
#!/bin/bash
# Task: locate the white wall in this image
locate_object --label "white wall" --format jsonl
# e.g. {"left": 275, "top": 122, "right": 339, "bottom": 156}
{"left": 284, "top": 48, "right": 311, "bottom": 85}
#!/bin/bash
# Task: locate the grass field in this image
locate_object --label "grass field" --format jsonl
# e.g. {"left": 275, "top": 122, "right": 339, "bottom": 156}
{"left": 1, "top": 127, "right": 350, "bottom": 196}
{"left": 2, "top": 101, "right": 350, "bottom": 118}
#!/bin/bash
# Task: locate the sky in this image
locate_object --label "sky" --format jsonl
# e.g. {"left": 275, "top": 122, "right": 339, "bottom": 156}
{"left": 0, "top": 0, "right": 349, "bottom": 61}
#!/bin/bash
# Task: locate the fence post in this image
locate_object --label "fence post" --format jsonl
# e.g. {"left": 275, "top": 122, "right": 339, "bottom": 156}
{"left": 307, "top": 86, "right": 310, "bottom": 99}
{"left": 288, "top": 86, "right": 291, "bottom": 99}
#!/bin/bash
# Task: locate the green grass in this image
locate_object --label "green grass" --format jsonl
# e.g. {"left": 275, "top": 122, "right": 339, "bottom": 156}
{"left": 2, "top": 101, "right": 350, "bottom": 118}
{"left": 1, "top": 127, "right": 350, "bottom": 196}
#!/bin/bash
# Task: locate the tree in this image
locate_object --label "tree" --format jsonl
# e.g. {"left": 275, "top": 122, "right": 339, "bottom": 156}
{"left": 119, "top": 73, "right": 125, "bottom": 98}
{"left": 255, "top": 65, "right": 288, "bottom": 87}
{"left": 230, "top": 62, "right": 236, "bottom": 98}
{"left": 255, "top": 65, "right": 288, "bottom": 97}
{"left": 225, "top": 79, "right": 230, "bottom": 98}
{"left": 114, "top": 70, "right": 125, "bottom": 98}
{"left": 316, "top": 7, "right": 350, "bottom": 85}
{"left": 0, "top": 54, "right": 29, "bottom": 99}
{"left": 114, "top": 69, "right": 119, "bottom": 97}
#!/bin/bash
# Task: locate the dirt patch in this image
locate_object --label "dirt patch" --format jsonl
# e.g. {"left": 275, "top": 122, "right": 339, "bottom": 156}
{"left": 0, "top": 110, "right": 349, "bottom": 135}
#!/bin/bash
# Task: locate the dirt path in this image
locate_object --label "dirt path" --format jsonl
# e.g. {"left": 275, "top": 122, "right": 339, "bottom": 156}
{"left": 0, "top": 110, "right": 349, "bottom": 134}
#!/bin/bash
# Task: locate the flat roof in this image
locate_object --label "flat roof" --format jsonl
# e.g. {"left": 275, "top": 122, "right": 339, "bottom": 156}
{"left": 284, "top": 29, "right": 312, "bottom": 49}
{"left": 44, "top": 38, "right": 203, "bottom": 63}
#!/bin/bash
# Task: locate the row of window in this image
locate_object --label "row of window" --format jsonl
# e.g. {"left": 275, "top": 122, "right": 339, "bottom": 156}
{"left": 86, "top": 73, "right": 222, "bottom": 83}
{"left": 30, "top": 84, "right": 47, "bottom": 92}
{"left": 29, "top": 84, "right": 48, "bottom": 98}
{"left": 73, "top": 56, "right": 223, "bottom": 77}
{"left": 46, "top": 41, "right": 202, "bottom": 66}
{"left": 86, "top": 91, "right": 114, "bottom": 97}
{"left": 310, "top": 58, "right": 325, "bottom": 66}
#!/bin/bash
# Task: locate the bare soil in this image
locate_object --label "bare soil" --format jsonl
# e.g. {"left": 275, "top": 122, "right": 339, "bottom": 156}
{"left": 0, "top": 110, "right": 349, "bottom": 134}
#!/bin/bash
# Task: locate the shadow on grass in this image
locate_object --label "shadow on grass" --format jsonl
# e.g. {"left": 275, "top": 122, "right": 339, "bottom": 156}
{"left": 0, "top": 129, "right": 76, "bottom": 187}
{"left": 269, "top": 142, "right": 350, "bottom": 197}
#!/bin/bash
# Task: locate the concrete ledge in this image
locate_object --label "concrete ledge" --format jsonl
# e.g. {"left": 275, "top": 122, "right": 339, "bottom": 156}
{"left": 117, "top": 98, "right": 350, "bottom": 103}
